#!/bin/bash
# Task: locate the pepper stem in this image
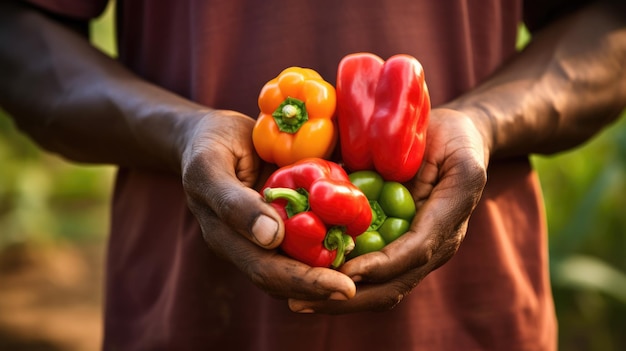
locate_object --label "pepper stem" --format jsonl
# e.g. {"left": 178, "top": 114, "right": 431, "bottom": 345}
{"left": 263, "top": 187, "right": 309, "bottom": 217}
{"left": 368, "top": 200, "right": 387, "bottom": 231}
{"left": 324, "top": 227, "right": 355, "bottom": 268}
{"left": 272, "top": 97, "right": 308, "bottom": 133}
{"left": 282, "top": 104, "right": 299, "bottom": 119}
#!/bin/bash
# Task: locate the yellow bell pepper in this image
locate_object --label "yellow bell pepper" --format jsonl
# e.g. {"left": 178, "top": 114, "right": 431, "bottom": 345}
{"left": 252, "top": 67, "right": 337, "bottom": 167}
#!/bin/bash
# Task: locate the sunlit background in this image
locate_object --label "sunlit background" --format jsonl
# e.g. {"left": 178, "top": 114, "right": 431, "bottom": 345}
{"left": 1, "top": 2, "right": 625, "bottom": 350}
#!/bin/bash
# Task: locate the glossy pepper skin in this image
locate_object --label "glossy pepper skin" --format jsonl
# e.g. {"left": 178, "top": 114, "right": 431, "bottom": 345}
{"left": 262, "top": 158, "right": 372, "bottom": 268}
{"left": 348, "top": 170, "right": 416, "bottom": 258}
{"left": 253, "top": 67, "right": 337, "bottom": 167}
{"left": 336, "top": 53, "right": 430, "bottom": 182}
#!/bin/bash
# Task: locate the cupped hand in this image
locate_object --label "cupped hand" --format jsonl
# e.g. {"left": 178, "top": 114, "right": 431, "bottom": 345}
{"left": 288, "top": 108, "right": 490, "bottom": 313}
{"left": 180, "top": 109, "right": 356, "bottom": 300}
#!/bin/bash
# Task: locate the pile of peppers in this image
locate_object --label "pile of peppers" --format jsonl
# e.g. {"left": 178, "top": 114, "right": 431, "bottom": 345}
{"left": 254, "top": 53, "right": 430, "bottom": 267}
{"left": 336, "top": 53, "right": 430, "bottom": 182}
{"left": 253, "top": 67, "right": 337, "bottom": 167}
{"left": 347, "top": 170, "right": 416, "bottom": 258}
{"left": 262, "top": 158, "right": 372, "bottom": 268}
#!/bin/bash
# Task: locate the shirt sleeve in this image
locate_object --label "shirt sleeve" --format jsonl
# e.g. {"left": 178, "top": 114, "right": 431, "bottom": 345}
{"left": 23, "top": 0, "right": 109, "bottom": 20}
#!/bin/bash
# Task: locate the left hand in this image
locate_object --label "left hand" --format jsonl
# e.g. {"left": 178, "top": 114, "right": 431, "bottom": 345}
{"left": 287, "top": 107, "right": 490, "bottom": 313}
{"left": 181, "top": 109, "right": 358, "bottom": 302}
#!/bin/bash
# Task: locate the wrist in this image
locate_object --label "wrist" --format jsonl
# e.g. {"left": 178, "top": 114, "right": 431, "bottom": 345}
{"left": 169, "top": 108, "right": 213, "bottom": 175}
{"left": 437, "top": 104, "right": 495, "bottom": 168}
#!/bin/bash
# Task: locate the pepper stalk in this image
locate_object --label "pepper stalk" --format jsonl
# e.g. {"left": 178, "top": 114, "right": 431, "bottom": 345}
{"left": 272, "top": 97, "right": 308, "bottom": 133}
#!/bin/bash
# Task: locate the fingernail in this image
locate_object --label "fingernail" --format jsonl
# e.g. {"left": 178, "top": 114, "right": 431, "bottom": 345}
{"left": 329, "top": 291, "right": 348, "bottom": 301}
{"left": 289, "top": 300, "right": 315, "bottom": 313}
{"left": 252, "top": 215, "right": 278, "bottom": 247}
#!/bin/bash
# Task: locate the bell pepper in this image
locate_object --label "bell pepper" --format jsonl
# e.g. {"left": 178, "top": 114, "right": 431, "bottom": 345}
{"left": 347, "top": 170, "right": 416, "bottom": 258}
{"left": 336, "top": 53, "right": 430, "bottom": 182}
{"left": 262, "top": 158, "right": 372, "bottom": 268}
{"left": 253, "top": 67, "right": 337, "bottom": 167}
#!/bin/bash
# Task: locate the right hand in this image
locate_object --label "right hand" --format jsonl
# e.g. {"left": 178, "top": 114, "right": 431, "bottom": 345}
{"left": 286, "top": 108, "right": 489, "bottom": 313}
{"left": 179, "top": 109, "right": 357, "bottom": 301}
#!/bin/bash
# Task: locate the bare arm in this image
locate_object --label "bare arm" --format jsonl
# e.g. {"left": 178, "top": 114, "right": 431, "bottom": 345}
{"left": 450, "top": 0, "right": 626, "bottom": 160}
{"left": 0, "top": 1, "right": 358, "bottom": 303}
{"left": 0, "top": 1, "right": 201, "bottom": 172}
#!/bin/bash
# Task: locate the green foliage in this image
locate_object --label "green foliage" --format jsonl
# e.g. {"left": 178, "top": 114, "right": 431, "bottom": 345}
{"left": 0, "top": 110, "right": 114, "bottom": 247}
{"left": 0, "top": 2, "right": 117, "bottom": 248}
{"left": 532, "top": 115, "right": 626, "bottom": 350}
{"left": 520, "top": 22, "right": 626, "bottom": 348}
{"left": 89, "top": 1, "right": 117, "bottom": 58}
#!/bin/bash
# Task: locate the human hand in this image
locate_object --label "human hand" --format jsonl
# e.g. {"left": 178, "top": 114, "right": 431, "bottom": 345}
{"left": 180, "top": 109, "right": 357, "bottom": 300}
{"left": 287, "top": 108, "right": 490, "bottom": 313}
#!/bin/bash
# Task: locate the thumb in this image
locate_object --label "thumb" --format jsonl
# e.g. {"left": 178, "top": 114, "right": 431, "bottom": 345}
{"left": 182, "top": 151, "right": 285, "bottom": 250}
{"left": 211, "top": 180, "right": 285, "bottom": 249}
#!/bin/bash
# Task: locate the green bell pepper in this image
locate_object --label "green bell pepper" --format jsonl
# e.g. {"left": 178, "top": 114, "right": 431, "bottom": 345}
{"left": 348, "top": 170, "right": 416, "bottom": 258}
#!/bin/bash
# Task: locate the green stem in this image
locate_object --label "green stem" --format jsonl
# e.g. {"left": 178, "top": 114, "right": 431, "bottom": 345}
{"left": 324, "top": 227, "right": 354, "bottom": 268}
{"left": 282, "top": 104, "right": 299, "bottom": 120}
{"left": 272, "top": 97, "right": 308, "bottom": 133}
{"left": 263, "top": 187, "right": 309, "bottom": 217}
{"left": 368, "top": 200, "right": 387, "bottom": 231}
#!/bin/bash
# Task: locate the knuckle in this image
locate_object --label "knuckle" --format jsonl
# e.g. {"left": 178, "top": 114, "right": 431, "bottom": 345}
{"left": 181, "top": 151, "right": 212, "bottom": 196}
{"left": 242, "top": 253, "right": 289, "bottom": 298}
{"left": 375, "top": 280, "right": 415, "bottom": 312}
{"left": 239, "top": 252, "right": 272, "bottom": 288}
{"left": 210, "top": 188, "right": 238, "bottom": 214}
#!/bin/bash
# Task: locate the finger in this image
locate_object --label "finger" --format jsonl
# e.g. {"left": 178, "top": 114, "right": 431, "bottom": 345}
{"left": 202, "top": 215, "right": 356, "bottom": 301}
{"left": 341, "top": 156, "right": 485, "bottom": 283}
{"left": 288, "top": 267, "right": 426, "bottom": 314}
{"left": 180, "top": 110, "right": 286, "bottom": 249}
{"left": 184, "top": 151, "right": 285, "bottom": 249}
{"left": 249, "top": 253, "right": 358, "bottom": 301}
{"left": 339, "top": 204, "right": 441, "bottom": 283}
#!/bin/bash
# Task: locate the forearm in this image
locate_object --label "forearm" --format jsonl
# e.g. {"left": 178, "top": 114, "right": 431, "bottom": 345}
{"left": 0, "top": 1, "right": 203, "bottom": 173}
{"left": 447, "top": 0, "right": 626, "bottom": 160}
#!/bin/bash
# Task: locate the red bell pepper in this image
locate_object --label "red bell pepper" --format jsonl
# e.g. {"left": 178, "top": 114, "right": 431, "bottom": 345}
{"left": 336, "top": 53, "right": 430, "bottom": 182}
{"left": 262, "top": 158, "right": 372, "bottom": 268}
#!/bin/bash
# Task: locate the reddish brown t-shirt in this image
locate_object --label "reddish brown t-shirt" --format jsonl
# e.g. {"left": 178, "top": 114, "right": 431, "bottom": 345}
{"left": 27, "top": 0, "right": 586, "bottom": 349}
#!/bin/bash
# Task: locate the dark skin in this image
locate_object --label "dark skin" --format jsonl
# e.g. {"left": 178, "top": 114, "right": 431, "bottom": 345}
{"left": 1, "top": 0, "right": 625, "bottom": 315}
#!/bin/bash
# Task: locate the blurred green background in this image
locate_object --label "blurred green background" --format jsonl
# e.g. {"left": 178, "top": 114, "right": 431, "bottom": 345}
{"left": 1, "top": 3, "right": 625, "bottom": 350}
